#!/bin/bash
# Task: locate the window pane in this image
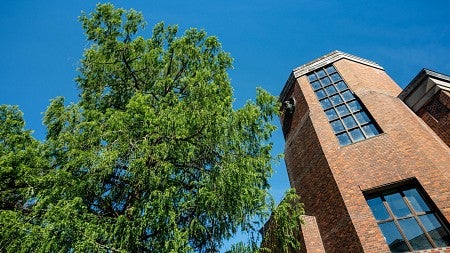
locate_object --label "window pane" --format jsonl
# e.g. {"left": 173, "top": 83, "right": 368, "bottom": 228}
{"left": 385, "top": 193, "right": 411, "bottom": 218}
{"left": 347, "top": 100, "right": 362, "bottom": 112}
{"left": 336, "top": 105, "right": 350, "bottom": 116}
{"left": 325, "top": 66, "right": 336, "bottom": 74}
{"left": 308, "top": 74, "right": 317, "bottom": 82}
{"left": 330, "top": 120, "right": 345, "bottom": 133}
{"left": 343, "top": 115, "right": 358, "bottom": 129}
{"left": 325, "top": 108, "right": 338, "bottom": 121}
{"left": 367, "top": 197, "right": 390, "bottom": 221}
{"left": 337, "top": 133, "right": 352, "bottom": 146}
{"left": 355, "top": 111, "right": 370, "bottom": 124}
{"left": 398, "top": 217, "right": 432, "bottom": 250}
{"left": 317, "top": 70, "right": 326, "bottom": 78}
{"left": 419, "top": 214, "right": 450, "bottom": 247}
{"left": 404, "top": 189, "right": 430, "bottom": 213}
{"left": 349, "top": 128, "right": 365, "bottom": 142}
{"left": 320, "top": 98, "right": 332, "bottom": 109}
{"left": 311, "top": 81, "right": 321, "bottom": 90}
{"left": 362, "top": 124, "right": 379, "bottom": 137}
{"left": 379, "top": 221, "right": 409, "bottom": 252}
{"left": 321, "top": 77, "right": 332, "bottom": 86}
{"left": 341, "top": 90, "right": 355, "bottom": 101}
{"left": 307, "top": 66, "right": 381, "bottom": 146}
{"left": 336, "top": 81, "right": 348, "bottom": 91}
{"left": 316, "top": 89, "right": 327, "bottom": 99}
{"left": 330, "top": 73, "right": 341, "bottom": 82}
{"left": 325, "top": 85, "right": 337, "bottom": 95}
{"left": 330, "top": 94, "right": 343, "bottom": 106}
{"left": 331, "top": 120, "right": 345, "bottom": 133}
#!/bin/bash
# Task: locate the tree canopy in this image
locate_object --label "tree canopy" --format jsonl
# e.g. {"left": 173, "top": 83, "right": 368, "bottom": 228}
{"left": 0, "top": 4, "right": 303, "bottom": 252}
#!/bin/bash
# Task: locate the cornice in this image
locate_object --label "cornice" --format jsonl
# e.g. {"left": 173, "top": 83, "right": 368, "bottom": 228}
{"left": 399, "top": 69, "right": 450, "bottom": 100}
{"left": 280, "top": 51, "right": 383, "bottom": 102}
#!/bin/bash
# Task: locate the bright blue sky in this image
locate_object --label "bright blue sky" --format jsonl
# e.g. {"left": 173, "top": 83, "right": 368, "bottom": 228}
{"left": 1, "top": 0, "right": 450, "bottom": 250}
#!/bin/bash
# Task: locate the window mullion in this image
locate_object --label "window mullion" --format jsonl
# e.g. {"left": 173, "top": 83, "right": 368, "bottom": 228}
{"left": 307, "top": 64, "right": 381, "bottom": 146}
{"left": 381, "top": 196, "right": 414, "bottom": 252}
{"left": 401, "top": 194, "right": 438, "bottom": 248}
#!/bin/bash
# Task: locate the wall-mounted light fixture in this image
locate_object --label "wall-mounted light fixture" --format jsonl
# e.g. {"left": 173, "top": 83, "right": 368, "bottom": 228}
{"left": 283, "top": 97, "right": 296, "bottom": 116}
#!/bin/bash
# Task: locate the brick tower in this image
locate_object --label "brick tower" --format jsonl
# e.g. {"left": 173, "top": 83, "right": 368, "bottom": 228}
{"left": 279, "top": 51, "right": 450, "bottom": 252}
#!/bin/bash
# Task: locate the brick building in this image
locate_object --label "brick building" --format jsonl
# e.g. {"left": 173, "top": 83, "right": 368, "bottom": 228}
{"left": 278, "top": 51, "right": 450, "bottom": 252}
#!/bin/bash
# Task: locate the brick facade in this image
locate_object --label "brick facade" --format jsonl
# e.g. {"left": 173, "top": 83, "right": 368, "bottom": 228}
{"left": 416, "top": 90, "right": 450, "bottom": 146}
{"left": 278, "top": 51, "right": 450, "bottom": 253}
{"left": 300, "top": 216, "right": 326, "bottom": 253}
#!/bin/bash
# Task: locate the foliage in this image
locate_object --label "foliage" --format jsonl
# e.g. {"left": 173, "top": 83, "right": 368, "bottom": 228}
{"left": 0, "top": 105, "right": 47, "bottom": 251}
{"left": 0, "top": 3, "right": 304, "bottom": 252}
{"left": 260, "top": 189, "right": 305, "bottom": 253}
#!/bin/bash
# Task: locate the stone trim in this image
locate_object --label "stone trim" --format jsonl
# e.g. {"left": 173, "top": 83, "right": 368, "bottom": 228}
{"left": 280, "top": 50, "right": 383, "bottom": 102}
{"left": 399, "top": 69, "right": 450, "bottom": 101}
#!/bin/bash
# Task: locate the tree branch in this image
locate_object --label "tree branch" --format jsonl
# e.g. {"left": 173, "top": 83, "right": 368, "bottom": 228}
{"left": 122, "top": 50, "right": 141, "bottom": 90}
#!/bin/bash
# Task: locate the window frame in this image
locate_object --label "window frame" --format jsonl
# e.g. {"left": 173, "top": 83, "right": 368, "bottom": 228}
{"left": 365, "top": 182, "right": 450, "bottom": 252}
{"left": 306, "top": 64, "right": 382, "bottom": 146}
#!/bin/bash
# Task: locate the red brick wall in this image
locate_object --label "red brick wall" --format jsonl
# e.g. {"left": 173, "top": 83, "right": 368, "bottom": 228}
{"left": 282, "top": 79, "right": 364, "bottom": 252}
{"left": 281, "top": 58, "right": 450, "bottom": 253}
{"left": 416, "top": 246, "right": 450, "bottom": 253}
{"left": 300, "top": 215, "right": 326, "bottom": 253}
{"left": 280, "top": 79, "right": 310, "bottom": 140}
{"left": 416, "top": 90, "right": 450, "bottom": 147}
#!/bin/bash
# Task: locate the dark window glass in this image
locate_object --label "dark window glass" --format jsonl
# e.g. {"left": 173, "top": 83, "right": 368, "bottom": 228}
{"left": 336, "top": 81, "right": 348, "bottom": 91}
{"left": 362, "top": 124, "right": 379, "bottom": 137}
{"left": 330, "top": 73, "right": 341, "bottom": 82}
{"left": 419, "top": 214, "right": 450, "bottom": 247}
{"left": 321, "top": 77, "right": 332, "bottom": 86}
{"left": 366, "top": 186, "right": 450, "bottom": 252}
{"left": 311, "top": 81, "right": 321, "bottom": 90}
{"left": 317, "top": 70, "right": 326, "bottom": 78}
{"left": 316, "top": 89, "right": 327, "bottom": 99}
{"left": 343, "top": 115, "right": 358, "bottom": 129}
{"left": 355, "top": 111, "right": 370, "bottom": 124}
{"left": 399, "top": 218, "right": 433, "bottom": 250}
{"left": 331, "top": 120, "right": 345, "bottom": 133}
{"left": 307, "top": 64, "right": 381, "bottom": 146}
{"left": 349, "top": 128, "right": 365, "bottom": 142}
{"left": 325, "top": 66, "right": 336, "bottom": 74}
{"left": 404, "top": 189, "right": 430, "bottom": 213}
{"left": 320, "top": 98, "right": 332, "bottom": 109}
{"left": 341, "top": 90, "right": 355, "bottom": 101}
{"left": 308, "top": 74, "right": 317, "bottom": 82}
{"left": 348, "top": 100, "right": 362, "bottom": 113}
{"left": 325, "top": 85, "right": 337, "bottom": 95}
{"left": 330, "top": 94, "right": 343, "bottom": 106}
{"left": 379, "top": 222, "right": 409, "bottom": 252}
{"left": 325, "top": 108, "right": 338, "bottom": 120}
{"left": 385, "top": 193, "right": 411, "bottom": 218}
{"left": 367, "top": 196, "right": 390, "bottom": 221}
{"left": 336, "top": 104, "right": 350, "bottom": 116}
{"left": 337, "top": 133, "right": 351, "bottom": 146}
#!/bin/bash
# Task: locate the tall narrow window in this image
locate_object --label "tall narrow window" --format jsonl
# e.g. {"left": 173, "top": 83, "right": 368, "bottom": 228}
{"left": 366, "top": 186, "right": 450, "bottom": 252}
{"left": 307, "top": 65, "right": 381, "bottom": 146}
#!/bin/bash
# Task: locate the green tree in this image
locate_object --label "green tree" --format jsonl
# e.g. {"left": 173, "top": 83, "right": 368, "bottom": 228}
{"left": 0, "top": 105, "right": 40, "bottom": 211}
{"left": 0, "top": 4, "right": 303, "bottom": 252}
{"left": 0, "top": 105, "right": 47, "bottom": 251}
{"left": 259, "top": 189, "right": 304, "bottom": 253}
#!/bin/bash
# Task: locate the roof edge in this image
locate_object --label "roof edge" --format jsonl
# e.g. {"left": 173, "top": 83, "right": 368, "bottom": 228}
{"left": 293, "top": 50, "right": 383, "bottom": 78}
{"left": 399, "top": 68, "right": 450, "bottom": 100}
{"left": 279, "top": 50, "right": 383, "bottom": 102}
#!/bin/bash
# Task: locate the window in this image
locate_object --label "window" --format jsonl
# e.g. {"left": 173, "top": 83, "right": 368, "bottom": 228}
{"left": 307, "top": 65, "right": 381, "bottom": 146}
{"left": 366, "top": 186, "right": 450, "bottom": 252}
